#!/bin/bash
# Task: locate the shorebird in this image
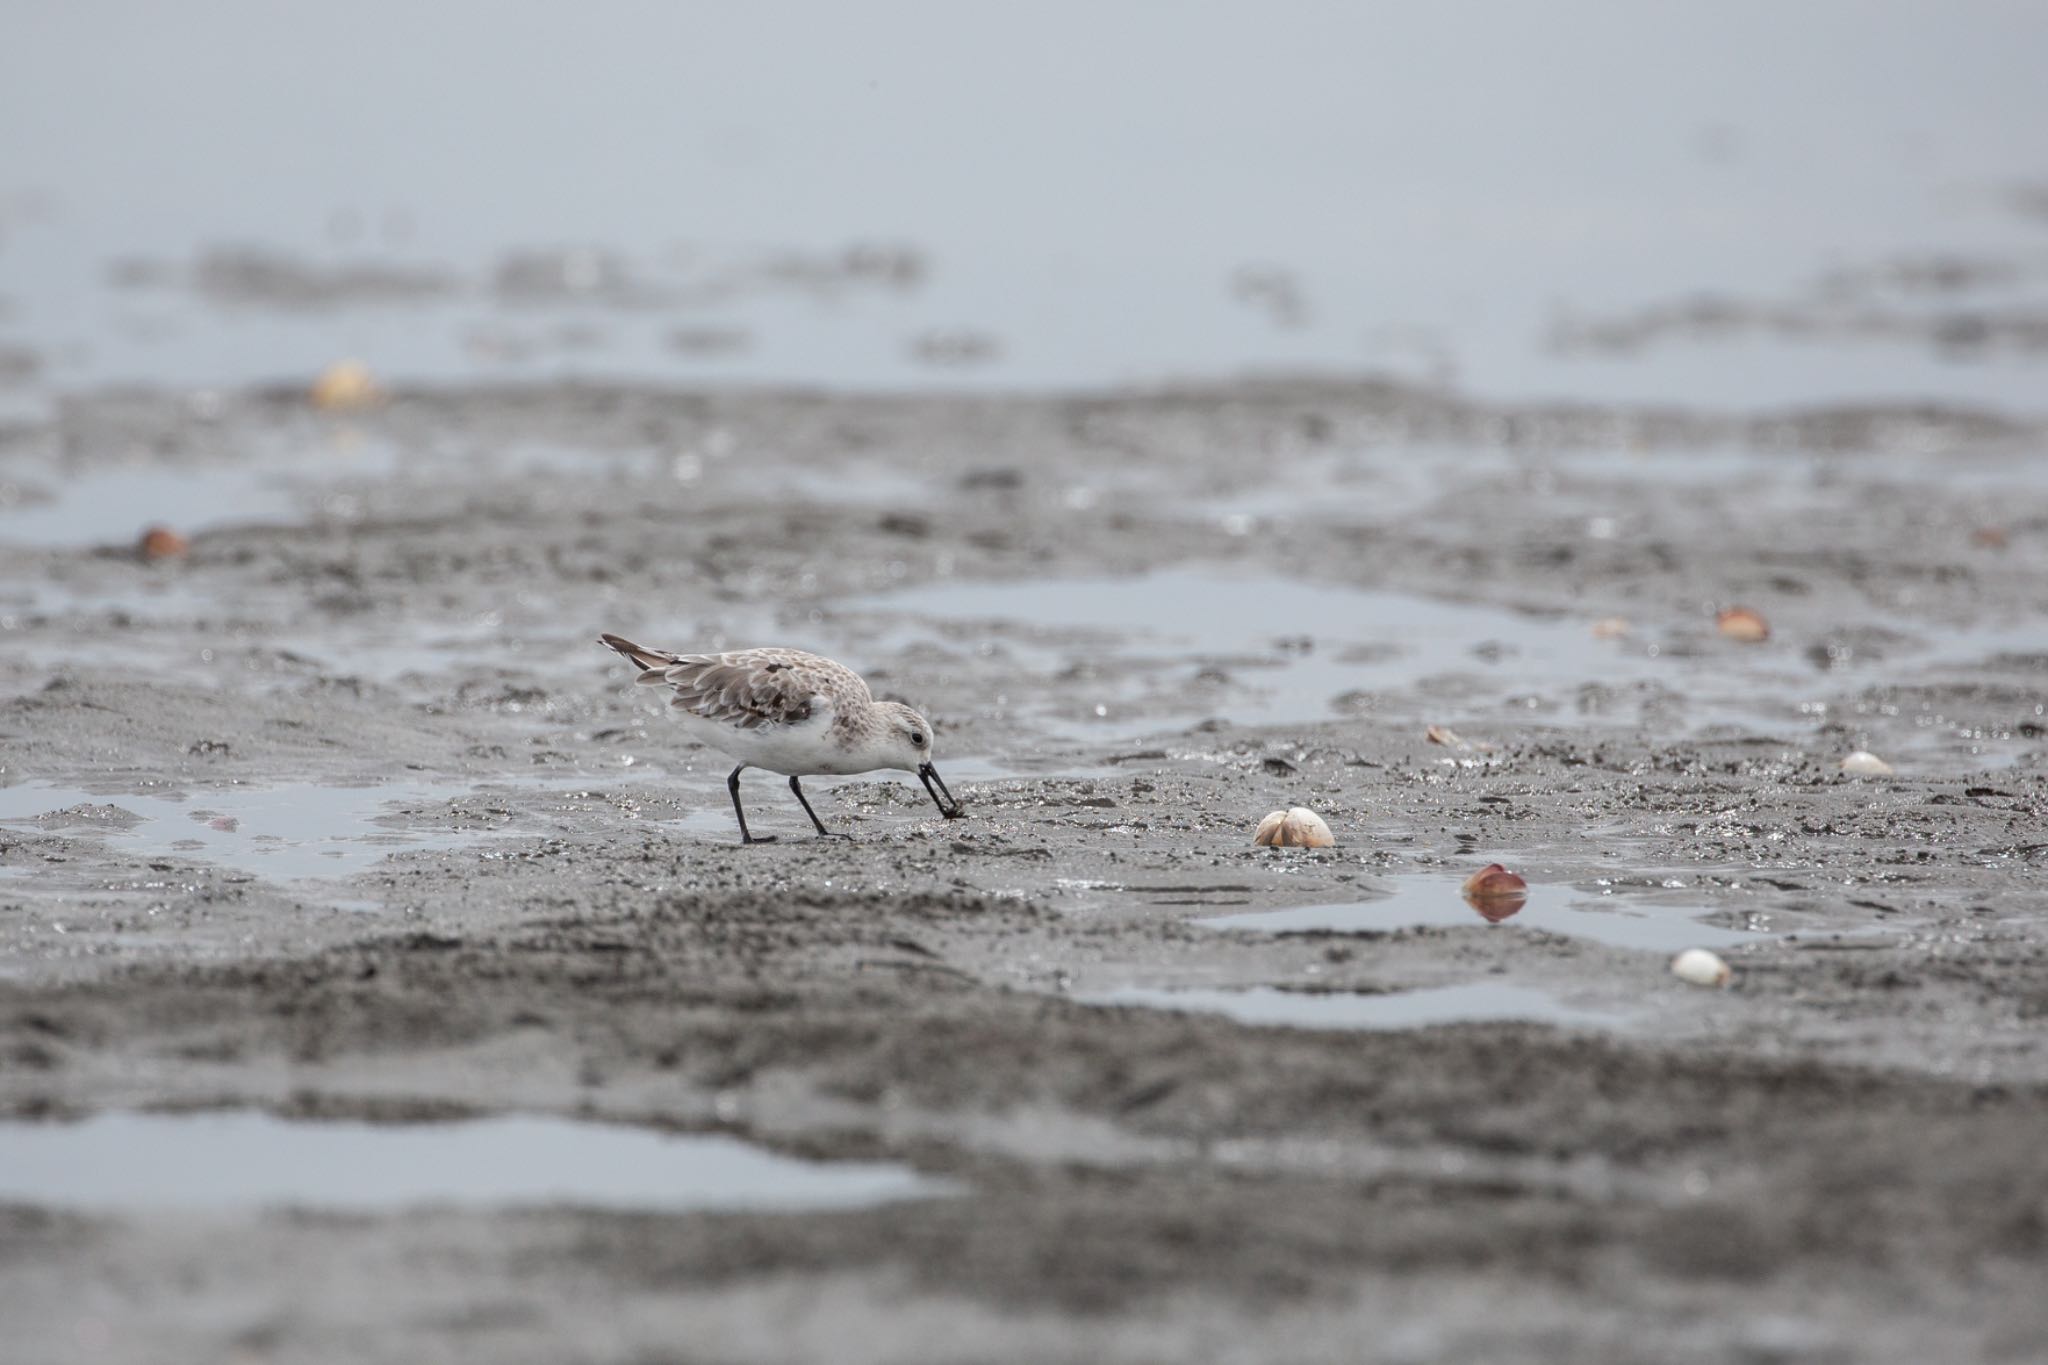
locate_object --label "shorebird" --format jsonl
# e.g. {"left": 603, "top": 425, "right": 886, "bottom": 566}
{"left": 598, "top": 633, "right": 964, "bottom": 843}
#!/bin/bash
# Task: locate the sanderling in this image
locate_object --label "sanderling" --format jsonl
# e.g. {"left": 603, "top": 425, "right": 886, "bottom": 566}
{"left": 598, "top": 633, "right": 964, "bottom": 844}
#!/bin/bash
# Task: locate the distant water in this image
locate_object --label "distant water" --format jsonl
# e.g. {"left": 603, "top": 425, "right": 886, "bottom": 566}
{"left": 1, "top": 1, "right": 2046, "bottom": 410}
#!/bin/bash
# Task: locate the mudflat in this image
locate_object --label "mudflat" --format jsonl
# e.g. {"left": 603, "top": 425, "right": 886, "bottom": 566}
{"left": 1, "top": 378, "right": 2045, "bottom": 1362}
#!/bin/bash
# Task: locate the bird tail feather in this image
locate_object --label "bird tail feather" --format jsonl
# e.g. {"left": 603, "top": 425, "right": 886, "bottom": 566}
{"left": 597, "top": 632, "right": 683, "bottom": 681}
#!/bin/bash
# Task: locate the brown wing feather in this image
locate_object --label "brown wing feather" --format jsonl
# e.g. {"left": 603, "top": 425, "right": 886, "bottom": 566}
{"left": 603, "top": 636, "right": 868, "bottom": 733}
{"left": 660, "top": 655, "right": 820, "bottom": 729}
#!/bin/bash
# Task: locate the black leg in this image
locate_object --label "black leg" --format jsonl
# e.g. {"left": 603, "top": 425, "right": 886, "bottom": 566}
{"left": 728, "top": 765, "right": 775, "bottom": 844}
{"left": 789, "top": 775, "right": 850, "bottom": 839}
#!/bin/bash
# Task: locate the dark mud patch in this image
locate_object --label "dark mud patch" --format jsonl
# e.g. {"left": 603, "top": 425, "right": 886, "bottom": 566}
{"left": 2, "top": 885, "right": 2045, "bottom": 1359}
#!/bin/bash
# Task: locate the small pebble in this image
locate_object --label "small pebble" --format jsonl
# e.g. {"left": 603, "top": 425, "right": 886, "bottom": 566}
{"left": 1840, "top": 750, "right": 1895, "bottom": 777}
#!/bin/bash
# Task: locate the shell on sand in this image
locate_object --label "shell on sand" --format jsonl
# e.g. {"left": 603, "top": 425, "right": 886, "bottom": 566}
{"left": 1840, "top": 750, "right": 1895, "bottom": 776}
{"left": 1254, "top": 807, "right": 1334, "bottom": 848}
{"left": 1671, "top": 947, "right": 1733, "bottom": 988}
{"left": 1460, "top": 863, "right": 1527, "bottom": 901}
{"left": 1715, "top": 606, "right": 1770, "bottom": 642}
{"left": 1466, "top": 863, "right": 1531, "bottom": 916}
{"left": 1460, "top": 863, "right": 1529, "bottom": 922}
{"left": 138, "top": 526, "right": 189, "bottom": 560}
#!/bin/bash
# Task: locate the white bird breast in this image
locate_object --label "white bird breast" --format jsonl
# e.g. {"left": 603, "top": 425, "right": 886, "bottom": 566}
{"left": 667, "top": 695, "right": 871, "bottom": 776}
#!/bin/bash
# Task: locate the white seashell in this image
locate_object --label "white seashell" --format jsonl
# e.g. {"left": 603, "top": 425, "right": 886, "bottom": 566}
{"left": 1253, "top": 807, "right": 1334, "bottom": 848}
{"left": 1840, "top": 750, "right": 1895, "bottom": 776}
{"left": 1671, "top": 948, "right": 1732, "bottom": 988}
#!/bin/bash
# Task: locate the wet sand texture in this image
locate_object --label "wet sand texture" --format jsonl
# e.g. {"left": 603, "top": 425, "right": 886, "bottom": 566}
{"left": 1, "top": 378, "right": 2046, "bottom": 1362}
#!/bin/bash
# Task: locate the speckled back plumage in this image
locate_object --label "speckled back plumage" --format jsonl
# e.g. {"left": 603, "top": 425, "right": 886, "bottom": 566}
{"left": 598, "top": 634, "right": 877, "bottom": 744}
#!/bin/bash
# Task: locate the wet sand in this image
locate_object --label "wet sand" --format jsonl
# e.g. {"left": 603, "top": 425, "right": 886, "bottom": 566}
{"left": 2, "top": 378, "right": 2047, "bottom": 1362}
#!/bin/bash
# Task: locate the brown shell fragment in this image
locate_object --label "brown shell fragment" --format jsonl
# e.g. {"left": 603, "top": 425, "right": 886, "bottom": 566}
{"left": 1716, "top": 606, "right": 1770, "bottom": 642}
{"left": 1253, "top": 807, "right": 1334, "bottom": 848}
{"left": 137, "top": 525, "right": 189, "bottom": 561}
{"left": 1460, "top": 863, "right": 1528, "bottom": 921}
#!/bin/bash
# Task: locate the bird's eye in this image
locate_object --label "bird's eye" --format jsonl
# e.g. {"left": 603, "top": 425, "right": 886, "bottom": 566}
{"left": 908, "top": 732, "right": 924, "bottom": 746}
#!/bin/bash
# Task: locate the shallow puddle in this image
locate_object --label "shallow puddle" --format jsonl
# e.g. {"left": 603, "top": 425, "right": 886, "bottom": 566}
{"left": 1083, "top": 982, "right": 1623, "bottom": 1032}
{"left": 0, "top": 465, "right": 304, "bottom": 547}
{"left": 1203, "top": 872, "right": 1761, "bottom": 953}
{"left": 0, "top": 780, "right": 514, "bottom": 883}
{"left": 659, "top": 805, "right": 760, "bottom": 840}
{"left": 0, "top": 769, "right": 1032, "bottom": 872}
{"left": 1191, "top": 444, "right": 1925, "bottom": 531}
{"left": 848, "top": 567, "right": 2047, "bottom": 761}
{"left": 9, "top": 575, "right": 223, "bottom": 621}
{"left": 852, "top": 566, "right": 1673, "bottom": 730}
{"left": 304, "top": 618, "right": 523, "bottom": 682}
{"left": 0, "top": 440, "right": 402, "bottom": 549}
{"left": 0, "top": 1110, "right": 951, "bottom": 1213}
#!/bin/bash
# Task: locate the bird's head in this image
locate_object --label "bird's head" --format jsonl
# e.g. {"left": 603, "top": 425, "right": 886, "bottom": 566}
{"left": 873, "top": 701, "right": 963, "bottom": 818}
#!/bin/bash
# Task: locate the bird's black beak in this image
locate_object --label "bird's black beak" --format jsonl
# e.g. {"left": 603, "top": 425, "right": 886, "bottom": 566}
{"left": 918, "top": 763, "right": 965, "bottom": 819}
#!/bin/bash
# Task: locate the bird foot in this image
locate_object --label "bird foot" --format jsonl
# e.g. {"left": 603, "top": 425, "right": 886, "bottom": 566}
{"left": 740, "top": 834, "right": 779, "bottom": 845}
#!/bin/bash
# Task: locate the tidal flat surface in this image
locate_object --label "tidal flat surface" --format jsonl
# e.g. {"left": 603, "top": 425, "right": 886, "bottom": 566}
{"left": 3, "top": 7, "right": 2047, "bottom": 1352}
{"left": 1, "top": 376, "right": 2044, "bottom": 1364}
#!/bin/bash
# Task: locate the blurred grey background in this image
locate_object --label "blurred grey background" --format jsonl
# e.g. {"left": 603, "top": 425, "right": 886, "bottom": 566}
{"left": 2, "top": 0, "right": 2046, "bottom": 407}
